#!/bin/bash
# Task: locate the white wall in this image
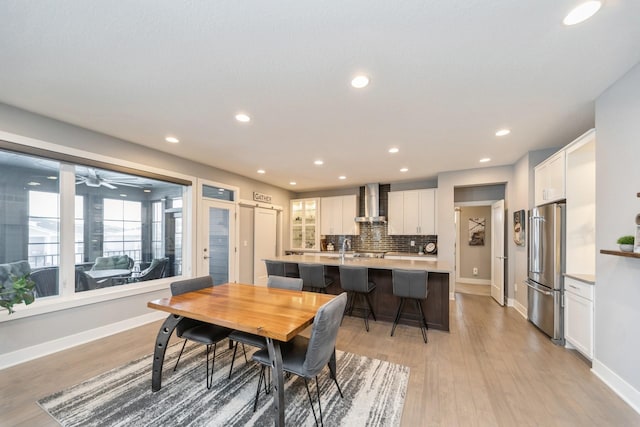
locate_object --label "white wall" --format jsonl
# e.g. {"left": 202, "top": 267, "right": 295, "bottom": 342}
{"left": 593, "top": 61, "right": 640, "bottom": 411}
{"left": 437, "top": 166, "right": 515, "bottom": 298}
{"left": 0, "top": 103, "right": 294, "bottom": 365}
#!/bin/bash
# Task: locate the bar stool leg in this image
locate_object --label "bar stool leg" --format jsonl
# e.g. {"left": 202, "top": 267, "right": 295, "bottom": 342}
{"left": 391, "top": 297, "right": 406, "bottom": 336}
{"left": 365, "top": 293, "right": 376, "bottom": 321}
{"left": 416, "top": 299, "right": 428, "bottom": 343}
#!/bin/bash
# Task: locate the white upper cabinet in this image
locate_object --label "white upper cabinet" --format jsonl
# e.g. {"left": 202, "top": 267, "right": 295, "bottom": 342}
{"left": 534, "top": 150, "right": 566, "bottom": 206}
{"left": 388, "top": 189, "right": 437, "bottom": 235}
{"left": 290, "top": 198, "right": 320, "bottom": 250}
{"left": 320, "top": 195, "right": 358, "bottom": 235}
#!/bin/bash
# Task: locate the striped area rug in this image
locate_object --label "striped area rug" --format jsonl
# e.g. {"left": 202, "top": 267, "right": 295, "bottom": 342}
{"left": 38, "top": 341, "right": 409, "bottom": 426}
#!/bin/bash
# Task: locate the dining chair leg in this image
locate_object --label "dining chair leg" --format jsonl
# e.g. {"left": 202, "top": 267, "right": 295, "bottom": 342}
{"left": 315, "top": 375, "right": 324, "bottom": 427}
{"left": 206, "top": 343, "right": 217, "bottom": 390}
{"left": 304, "top": 378, "right": 320, "bottom": 426}
{"left": 327, "top": 361, "right": 344, "bottom": 398}
{"left": 254, "top": 365, "right": 265, "bottom": 412}
{"left": 390, "top": 298, "right": 406, "bottom": 337}
{"left": 173, "top": 339, "right": 188, "bottom": 372}
{"left": 228, "top": 341, "right": 239, "bottom": 379}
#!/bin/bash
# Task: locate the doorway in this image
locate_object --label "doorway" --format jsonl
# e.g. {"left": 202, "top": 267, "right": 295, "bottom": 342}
{"left": 453, "top": 184, "right": 506, "bottom": 304}
{"left": 196, "top": 181, "right": 239, "bottom": 284}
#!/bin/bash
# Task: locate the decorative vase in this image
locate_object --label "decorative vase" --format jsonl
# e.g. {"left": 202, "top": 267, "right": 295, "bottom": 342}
{"left": 619, "top": 244, "right": 634, "bottom": 252}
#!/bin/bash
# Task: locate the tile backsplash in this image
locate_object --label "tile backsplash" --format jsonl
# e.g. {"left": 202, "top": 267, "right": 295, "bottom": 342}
{"left": 324, "top": 223, "right": 437, "bottom": 254}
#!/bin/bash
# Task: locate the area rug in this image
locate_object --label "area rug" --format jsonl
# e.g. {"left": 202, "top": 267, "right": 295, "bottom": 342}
{"left": 38, "top": 341, "right": 409, "bottom": 426}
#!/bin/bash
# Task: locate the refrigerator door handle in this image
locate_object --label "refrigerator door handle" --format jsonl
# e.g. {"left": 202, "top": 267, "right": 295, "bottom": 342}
{"left": 525, "top": 280, "right": 553, "bottom": 296}
{"left": 529, "top": 216, "right": 544, "bottom": 273}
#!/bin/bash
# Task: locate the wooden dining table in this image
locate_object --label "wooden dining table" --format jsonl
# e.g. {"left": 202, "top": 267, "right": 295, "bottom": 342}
{"left": 147, "top": 282, "right": 335, "bottom": 426}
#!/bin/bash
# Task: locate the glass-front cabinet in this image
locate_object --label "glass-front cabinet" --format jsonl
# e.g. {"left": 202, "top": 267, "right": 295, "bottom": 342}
{"left": 290, "top": 198, "right": 319, "bottom": 250}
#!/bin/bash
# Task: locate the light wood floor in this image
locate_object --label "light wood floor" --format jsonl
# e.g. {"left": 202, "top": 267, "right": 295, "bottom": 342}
{"left": 1, "top": 293, "right": 638, "bottom": 426}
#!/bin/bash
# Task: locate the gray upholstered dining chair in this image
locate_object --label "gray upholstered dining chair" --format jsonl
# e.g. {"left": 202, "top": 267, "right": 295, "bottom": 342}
{"left": 251, "top": 292, "right": 348, "bottom": 425}
{"left": 170, "top": 276, "right": 231, "bottom": 389}
{"left": 227, "top": 275, "right": 304, "bottom": 378}
{"left": 31, "top": 267, "right": 59, "bottom": 297}
{"left": 391, "top": 269, "right": 429, "bottom": 343}
{"left": 299, "top": 263, "right": 334, "bottom": 293}
{"left": 338, "top": 265, "right": 377, "bottom": 331}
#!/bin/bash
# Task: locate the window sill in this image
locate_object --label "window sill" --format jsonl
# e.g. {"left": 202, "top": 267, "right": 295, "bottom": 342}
{"left": 0, "top": 276, "right": 179, "bottom": 323}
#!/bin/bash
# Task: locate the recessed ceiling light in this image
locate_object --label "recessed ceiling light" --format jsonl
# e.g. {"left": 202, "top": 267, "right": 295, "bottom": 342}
{"left": 480, "top": 158, "right": 491, "bottom": 163}
{"left": 563, "top": 1, "right": 602, "bottom": 26}
{"left": 495, "top": 129, "right": 511, "bottom": 137}
{"left": 314, "top": 160, "right": 324, "bottom": 166}
{"left": 47, "top": 176, "right": 58, "bottom": 180}
{"left": 289, "top": 181, "right": 297, "bottom": 186}
{"left": 165, "top": 136, "right": 180, "bottom": 143}
{"left": 257, "top": 169, "right": 265, "bottom": 174}
{"left": 143, "top": 189, "right": 151, "bottom": 193}
{"left": 388, "top": 147, "right": 399, "bottom": 154}
{"left": 339, "top": 176, "right": 346, "bottom": 180}
{"left": 27, "top": 181, "right": 40, "bottom": 186}
{"left": 120, "top": 194, "right": 127, "bottom": 197}
{"left": 235, "top": 113, "right": 251, "bottom": 123}
{"left": 351, "top": 75, "right": 370, "bottom": 89}
{"left": 400, "top": 168, "right": 409, "bottom": 173}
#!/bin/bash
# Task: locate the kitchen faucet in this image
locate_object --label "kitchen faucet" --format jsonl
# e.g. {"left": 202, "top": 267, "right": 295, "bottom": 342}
{"left": 340, "top": 238, "right": 351, "bottom": 261}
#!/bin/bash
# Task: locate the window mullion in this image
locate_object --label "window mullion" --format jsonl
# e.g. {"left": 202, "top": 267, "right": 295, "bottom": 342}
{"left": 59, "top": 164, "right": 76, "bottom": 296}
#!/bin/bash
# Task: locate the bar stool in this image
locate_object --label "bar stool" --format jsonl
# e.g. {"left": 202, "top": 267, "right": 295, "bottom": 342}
{"left": 391, "top": 269, "right": 429, "bottom": 343}
{"left": 298, "top": 263, "right": 334, "bottom": 293}
{"left": 338, "top": 265, "right": 376, "bottom": 331}
{"left": 265, "top": 260, "right": 299, "bottom": 278}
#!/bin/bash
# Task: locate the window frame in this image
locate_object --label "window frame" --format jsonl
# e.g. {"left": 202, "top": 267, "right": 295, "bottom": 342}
{"left": 0, "top": 131, "right": 195, "bottom": 323}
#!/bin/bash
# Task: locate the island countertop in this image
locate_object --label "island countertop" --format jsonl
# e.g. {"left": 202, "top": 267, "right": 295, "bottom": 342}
{"left": 264, "top": 254, "right": 451, "bottom": 331}
{"left": 264, "top": 254, "right": 452, "bottom": 273}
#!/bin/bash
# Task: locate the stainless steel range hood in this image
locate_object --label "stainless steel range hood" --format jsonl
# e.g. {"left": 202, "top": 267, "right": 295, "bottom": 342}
{"left": 355, "top": 183, "right": 386, "bottom": 223}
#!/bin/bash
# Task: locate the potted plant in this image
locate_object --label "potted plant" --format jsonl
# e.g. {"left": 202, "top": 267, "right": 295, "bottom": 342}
{"left": 0, "top": 274, "right": 36, "bottom": 314}
{"left": 617, "top": 235, "right": 635, "bottom": 252}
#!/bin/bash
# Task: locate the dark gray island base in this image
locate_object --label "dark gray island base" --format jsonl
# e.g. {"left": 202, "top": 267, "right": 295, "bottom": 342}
{"left": 322, "top": 267, "right": 449, "bottom": 331}
{"left": 265, "top": 254, "right": 451, "bottom": 332}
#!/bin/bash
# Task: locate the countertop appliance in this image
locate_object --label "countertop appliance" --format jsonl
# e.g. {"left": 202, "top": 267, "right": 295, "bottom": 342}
{"left": 526, "top": 203, "right": 565, "bottom": 345}
{"left": 353, "top": 250, "right": 386, "bottom": 259}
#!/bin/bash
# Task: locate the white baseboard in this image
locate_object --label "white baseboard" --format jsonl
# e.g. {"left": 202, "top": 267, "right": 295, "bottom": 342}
{"left": 592, "top": 359, "right": 640, "bottom": 415}
{"left": 513, "top": 299, "right": 527, "bottom": 319}
{"left": 0, "top": 311, "right": 166, "bottom": 370}
{"left": 457, "top": 278, "right": 491, "bottom": 285}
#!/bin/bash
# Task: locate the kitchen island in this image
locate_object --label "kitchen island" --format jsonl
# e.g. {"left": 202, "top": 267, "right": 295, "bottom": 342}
{"left": 264, "top": 254, "right": 452, "bottom": 331}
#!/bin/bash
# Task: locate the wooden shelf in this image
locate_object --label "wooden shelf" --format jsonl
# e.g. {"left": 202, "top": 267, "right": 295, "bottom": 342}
{"left": 600, "top": 249, "right": 640, "bottom": 258}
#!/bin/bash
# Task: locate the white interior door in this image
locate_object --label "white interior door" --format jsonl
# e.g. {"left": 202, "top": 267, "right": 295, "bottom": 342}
{"left": 491, "top": 199, "right": 505, "bottom": 305}
{"left": 198, "top": 199, "right": 236, "bottom": 284}
{"left": 253, "top": 207, "right": 277, "bottom": 286}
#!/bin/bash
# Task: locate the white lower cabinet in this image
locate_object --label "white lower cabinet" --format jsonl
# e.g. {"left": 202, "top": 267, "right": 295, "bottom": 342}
{"left": 564, "top": 277, "right": 594, "bottom": 359}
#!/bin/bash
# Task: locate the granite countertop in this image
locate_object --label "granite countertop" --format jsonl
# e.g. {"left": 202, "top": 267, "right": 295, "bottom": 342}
{"left": 265, "top": 254, "right": 452, "bottom": 273}
{"left": 564, "top": 273, "right": 596, "bottom": 285}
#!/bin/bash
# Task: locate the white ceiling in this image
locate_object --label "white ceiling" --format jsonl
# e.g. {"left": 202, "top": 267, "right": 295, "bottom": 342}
{"left": 1, "top": 1, "right": 639, "bottom": 191}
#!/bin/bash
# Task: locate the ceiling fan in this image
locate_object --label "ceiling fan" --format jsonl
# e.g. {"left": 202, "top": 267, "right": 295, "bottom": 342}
{"left": 75, "top": 168, "right": 143, "bottom": 189}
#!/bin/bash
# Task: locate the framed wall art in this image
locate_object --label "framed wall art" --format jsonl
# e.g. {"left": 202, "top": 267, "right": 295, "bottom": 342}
{"left": 513, "top": 209, "right": 526, "bottom": 246}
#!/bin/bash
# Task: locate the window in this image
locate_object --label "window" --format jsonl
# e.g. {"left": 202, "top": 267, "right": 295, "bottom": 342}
{"left": 75, "top": 196, "right": 84, "bottom": 263}
{"left": 103, "top": 198, "right": 142, "bottom": 261}
{"left": 0, "top": 147, "right": 189, "bottom": 304}
{"left": 28, "top": 191, "right": 60, "bottom": 268}
{"left": 151, "top": 201, "right": 163, "bottom": 259}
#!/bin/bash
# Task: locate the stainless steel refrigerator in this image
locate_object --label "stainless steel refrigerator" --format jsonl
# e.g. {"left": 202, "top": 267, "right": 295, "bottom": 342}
{"left": 526, "top": 203, "right": 565, "bottom": 345}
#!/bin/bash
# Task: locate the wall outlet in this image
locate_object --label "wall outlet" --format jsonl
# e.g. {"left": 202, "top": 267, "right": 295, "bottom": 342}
{"left": 410, "top": 240, "right": 415, "bottom": 246}
{"left": 473, "top": 267, "right": 478, "bottom": 276}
